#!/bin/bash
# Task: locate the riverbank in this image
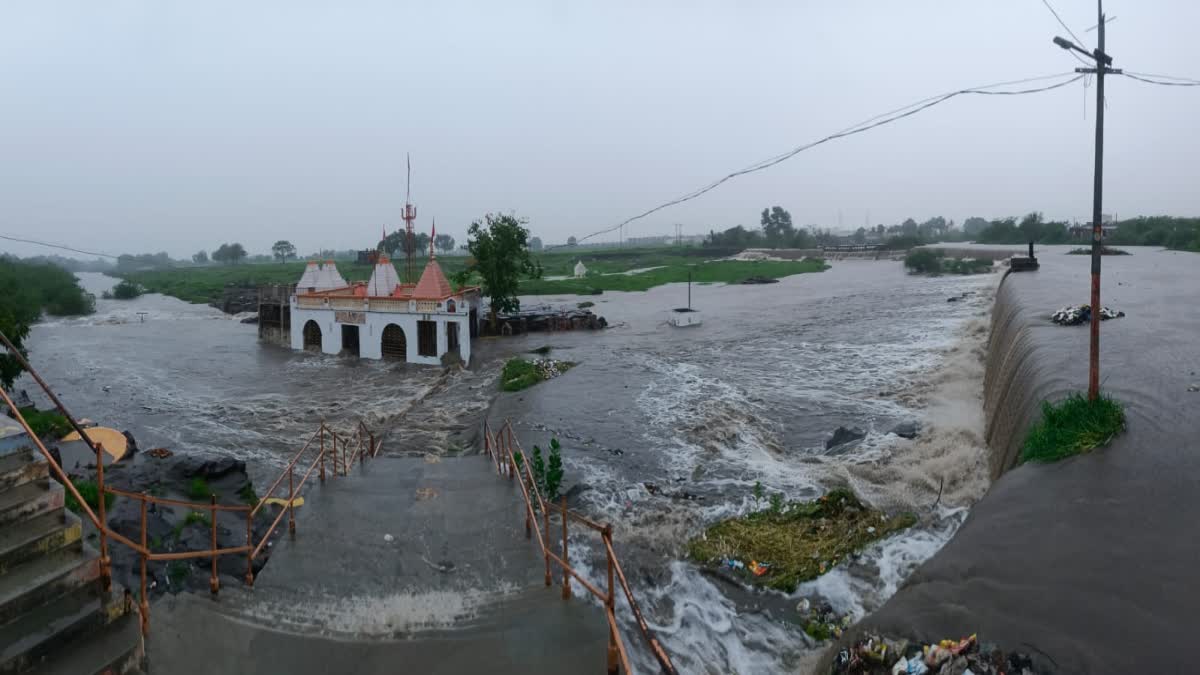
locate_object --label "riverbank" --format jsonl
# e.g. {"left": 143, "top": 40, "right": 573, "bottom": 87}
{"left": 824, "top": 247, "right": 1200, "bottom": 673}
{"left": 115, "top": 247, "right": 827, "bottom": 309}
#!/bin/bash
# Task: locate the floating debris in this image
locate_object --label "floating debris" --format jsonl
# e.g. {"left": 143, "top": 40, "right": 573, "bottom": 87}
{"left": 831, "top": 632, "right": 1040, "bottom": 674}
{"left": 1051, "top": 304, "right": 1125, "bottom": 326}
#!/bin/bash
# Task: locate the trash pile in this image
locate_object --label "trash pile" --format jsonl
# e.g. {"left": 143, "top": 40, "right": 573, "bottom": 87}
{"left": 532, "top": 358, "right": 573, "bottom": 380}
{"left": 797, "top": 598, "right": 852, "bottom": 641}
{"left": 1051, "top": 304, "right": 1125, "bottom": 326}
{"left": 831, "top": 633, "right": 1039, "bottom": 675}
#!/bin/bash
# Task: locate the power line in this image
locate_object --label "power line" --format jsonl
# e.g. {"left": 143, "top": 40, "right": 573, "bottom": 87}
{"left": 1124, "top": 70, "right": 1200, "bottom": 83}
{"left": 1121, "top": 72, "right": 1200, "bottom": 87}
{"left": 1039, "top": 0, "right": 1091, "bottom": 66}
{"left": 1040, "top": 0, "right": 1087, "bottom": 48}
{"left": 551, "top": 72, "right": 1084, "bottom": 249}
{"left": 0, "top": 233, "right": 121, "bottom": 259}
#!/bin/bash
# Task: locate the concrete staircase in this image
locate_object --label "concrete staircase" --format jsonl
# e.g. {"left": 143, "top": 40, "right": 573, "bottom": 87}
{"left": 0, "top": 437, "right": 142, "bottom": 674}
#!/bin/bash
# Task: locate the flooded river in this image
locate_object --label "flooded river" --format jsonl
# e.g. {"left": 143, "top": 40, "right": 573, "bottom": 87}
{"left": 24, "top": 265, "right": 996, "bottom": 673}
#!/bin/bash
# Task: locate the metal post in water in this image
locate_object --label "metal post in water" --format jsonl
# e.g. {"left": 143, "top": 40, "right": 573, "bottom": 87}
{"left": 96, "top": 442, "right": 111, "bottom": 593}
{"left": 245, "top": 508, "right": 254, "bottom": 586}
{"left": 561, "top": 496, "right": 571, "bottom": 600}
{"left": 543, "top": 506, "right": 552, "bottom": 587}
{"left": 288, "top": 466, "right": 296, "bottom": 537}
{"left": 605, "top": 527, "right": 618, "bottom": 675}
{"left": 209, "top": 494, "right": 219, "bottom": 596}
{"left": 139, "top": 493, "right": 149, "bottom": 636}
{"left": 319, "top": 425, "right": 326, "bottom": 483}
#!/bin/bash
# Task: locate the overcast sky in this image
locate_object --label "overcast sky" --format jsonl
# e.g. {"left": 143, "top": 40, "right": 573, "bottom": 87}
{"left": 3, "top": 1, "right": 1199, "bottom": 259}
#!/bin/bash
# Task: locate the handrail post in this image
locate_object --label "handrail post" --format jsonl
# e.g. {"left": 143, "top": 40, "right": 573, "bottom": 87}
{"left": 319, "top": 424, "right": 326, "bottom": 483}
{"left": 96, "top": 442, "right": 111, "bottom": 593}
{"left": 139, "top": 493, "right": 149, "bottom": 636}
{"left": 370, "top": 430, "right": 376, "bottom": 458}
{"left": 209, "top": 494, "right": 220, "bottom": 596}
{"left": 605, "top": 526, "right": 619, "bottom": 675}
{"left": 561, "top": 495, "right": 571, "bottom": 600}
{"left": 245, "top": 508, "right": 254, "bottom": 586}
{"left": 543, "top": 499, "right": 552, "bottom": 587}
{"left": 288, "top": 465, "right": 296, "bottom": 537}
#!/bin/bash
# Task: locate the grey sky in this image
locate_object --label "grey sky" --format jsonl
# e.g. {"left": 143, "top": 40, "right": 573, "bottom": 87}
{"left": 2, "top": 1, "right": 1198, "bottom": 259}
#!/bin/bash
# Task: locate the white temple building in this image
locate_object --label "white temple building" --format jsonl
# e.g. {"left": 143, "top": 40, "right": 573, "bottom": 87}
{"left": 289, "top": 251, "right": 480, "bottom": 366}
{"left": 574, "top": 260, "right": 588, "bottom": 278}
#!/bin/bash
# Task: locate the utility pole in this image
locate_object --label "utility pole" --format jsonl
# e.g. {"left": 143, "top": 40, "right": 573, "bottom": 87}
{"left": 1053, "top": 0, "right": 1120, "bottom": 401}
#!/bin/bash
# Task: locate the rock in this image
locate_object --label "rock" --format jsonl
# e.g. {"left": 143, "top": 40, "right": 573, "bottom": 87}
{"left": 563, "top": 482, "right": 592, "bottom": 506}
{"left": 239, "top": 315, "right": 259, "bottom": 324}
{"left": 825, "top": 426, "right": 866, "bottom": 451}
{"left": 170, "top": 454, "right": 247, "bottom": 482}
{"left": 122, "top": 430, "right": 139, "bottom": 456}
{"left": 889, "top": 421, "right": 920, "bottom": 439}
{"left": 738, "top": 276, "right": 780, "bottom": 285}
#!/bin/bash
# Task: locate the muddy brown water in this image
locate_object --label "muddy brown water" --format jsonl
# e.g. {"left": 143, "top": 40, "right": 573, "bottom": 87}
{"left": 25, "top": 264, "right": 1000, "bottom": 673}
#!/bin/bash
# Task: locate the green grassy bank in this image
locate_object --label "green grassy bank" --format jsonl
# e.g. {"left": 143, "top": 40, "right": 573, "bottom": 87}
{"left": 118, "top": 246, "right": 828, "bottom": 304}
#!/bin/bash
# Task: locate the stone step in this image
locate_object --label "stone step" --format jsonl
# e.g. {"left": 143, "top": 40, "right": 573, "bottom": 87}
{"left": 0, "top": 450, "right": 46, "bottom": 493}
{"left": 26, "top": 612, "right": 143, "bottom": 675}
{"left": 0, "top": 584, "right": 126, "bottom": 675}
{"left": 0, "top": 510, "right": 80, "bottom": 577}
{"left": 0, "top": 481, "right": 61, "bottom": 529}
{"left": 0, "top": 542, "right": 95, "bottom": 627}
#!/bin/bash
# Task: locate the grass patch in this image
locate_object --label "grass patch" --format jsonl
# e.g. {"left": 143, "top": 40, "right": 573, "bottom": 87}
{"left": 64, "top": 480, "right": 115, "bottom": 514}
{"left": 521, "top": 258, "right": 828, "bottom": 295}
{"left": 238, "top": 483, "right": 258, "bottom": 506}
{"left": 173, "top": 511, "right": 212, "bottom": 538}
{"left": 687, "top": 488, "right": 916, "bottom": 593}
{"left": 904, "top": 249, "right": 992, "bottom": 276}
{"left": 1022, "top": 393, "right": 1126, "bottom": 463}
{"left": 187, "top": 477, "right": 212, "bottom": 501}
{"left": 500, "top": 358, "right": 574, "bottom": 392}
{"left": 576, "top": 301, "right": 594, "bottom": 309}
{"left": 167, "top": 560, "right": 190, "bottom": 586}
{"left": 1067, "top": 246, "right": 1130, "bottom": 255}
{"left": 501, "top": 359, "right": 542, "bottom": 392}
{"left": 17, "top": 407, "right": 72, "bottom": 439}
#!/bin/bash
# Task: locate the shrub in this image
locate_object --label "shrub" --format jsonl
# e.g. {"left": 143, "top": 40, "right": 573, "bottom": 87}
{"left": 188, "top": 477, "right": 212, "bottom": 501}
{"left": 18, "top": 407, "right": 71, "bottom": 439}
{"left": 110, "top": 280, "right": 143, "bottom": 300}
{"left": 1022, "top": 393, "right": 1125, "bottom": 463}
{"left": 64, "top": 480, "right": 115, "bottom": 514}
{"left": 904, "top": 249, "right": 943, "bottom": 275}
{"left": 501, "top": 359, "right": 542, "bottom": 392}
{"left": 516, "top": 438, "right": 565, "bottom": 501}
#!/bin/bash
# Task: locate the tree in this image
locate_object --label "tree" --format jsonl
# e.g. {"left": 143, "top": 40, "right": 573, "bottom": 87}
{"left": 963, "top": 217, "right": 989, "bottom": 236}
{"left": 529, "top": 236, "right": 543, "bottom": 252}
{"left": 901, "top": 218, "right": 918, "bottom": 236}
{"left": 461, "top": 213, "right": 541, "bottom": 328}
{"left": 272, "top": 240, "right": 297, "bottom": 263}
{"left": 212, "top": 243, "right": 247, "bottom": 265}
{"left": 853, "top": 227, "right": 867, "bottom": 244}
{"left": 760, "top": 206, "right": 795, "bottom": 246}
{"left": 567, "top": 236, "right": 578, "bottom": 247}
{"left": 192, "top": 250, "right": 208, "bottom": 264}
{"left": 434, "top": 234, "right": 455, "bottom": 254}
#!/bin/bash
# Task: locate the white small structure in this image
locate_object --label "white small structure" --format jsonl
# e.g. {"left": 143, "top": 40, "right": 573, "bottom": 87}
{"left": 574, "top": 260, "right": 588, "bottom": 278}
{"left": 289, "top": 252, "right": 480, "bottom": 366}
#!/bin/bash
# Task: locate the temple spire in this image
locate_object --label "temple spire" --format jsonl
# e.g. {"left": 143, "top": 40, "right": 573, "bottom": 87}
{"left": 430, "top": 219, "right": 437, "bottom": 259}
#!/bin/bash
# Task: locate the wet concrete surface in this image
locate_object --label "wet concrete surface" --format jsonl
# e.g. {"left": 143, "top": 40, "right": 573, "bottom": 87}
{"left": 145, "top": 454, "right": 608, "bottom": 673}
{"left": 830, "top": 248, "right": 1200, "bottom": 674}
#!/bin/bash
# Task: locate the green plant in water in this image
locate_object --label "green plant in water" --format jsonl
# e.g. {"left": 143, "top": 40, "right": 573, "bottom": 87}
{"left": 18, "top": 407, "right": 71, "bottom": 439}
{"left": 545, "top": 438, "right": 563, "bottom": 501}
{"left": 188, "top": 477, "right": 212, "bottom": 501}
{"left": 768, "top": 492, "right": 784, "bottom": 515}
{"left": 238, "top": 483, "right": 258, "bottom": 506}
{"left": 752, "top": 481, "right": 764, "bottom": 509}
{"left": 500, "top": 358, "right": 542, "bottom": 392}
{"left": 1022, "top": 393, "right": 1126, "bottom": 463}
{"left": 64, "top": 479, "right": 115, "bottom": 514}
{"left": 687, "top": 488, "right": 916, "bottom": 592}
{"left": 520, "top": 439, "right": 565, "bottom": 501}
{"left": 167, "top": 560, "right": 190, "bottom": 586}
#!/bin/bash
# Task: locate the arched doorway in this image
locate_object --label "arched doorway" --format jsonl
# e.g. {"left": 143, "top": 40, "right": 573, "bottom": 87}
{"left": 381, "top": 324, "right": 407, "bottom": 361}
{"left": 302, "top": 320, "right": 322, "bottom": 352}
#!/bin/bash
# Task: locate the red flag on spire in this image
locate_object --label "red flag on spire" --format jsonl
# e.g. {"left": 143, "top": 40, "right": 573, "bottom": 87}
{"left": 430, "top": 219, "right": 436, "bottom": 257}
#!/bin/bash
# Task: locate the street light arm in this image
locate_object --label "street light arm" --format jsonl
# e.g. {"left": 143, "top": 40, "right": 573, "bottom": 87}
{"left": 1053, "top": 36, "right": 1096, "bottom": 61}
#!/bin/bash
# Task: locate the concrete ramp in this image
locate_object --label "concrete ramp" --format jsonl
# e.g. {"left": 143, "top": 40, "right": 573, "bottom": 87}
{"left": 145, "top": 454, "right": 608, "bottom": 673}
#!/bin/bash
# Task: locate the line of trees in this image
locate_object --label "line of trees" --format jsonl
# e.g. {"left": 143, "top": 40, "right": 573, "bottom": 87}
{"left": 0, "top": 256, "right": 95, "bottom": 388}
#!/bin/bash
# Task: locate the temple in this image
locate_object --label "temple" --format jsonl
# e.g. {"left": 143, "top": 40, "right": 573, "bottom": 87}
{"left": 289, "top": 247, "right": 480, "bottom": 365}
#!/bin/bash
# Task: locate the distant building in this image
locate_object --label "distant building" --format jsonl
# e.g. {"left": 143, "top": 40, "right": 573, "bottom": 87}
{"left": 290, "top": 251, "right": 480, "bottom": 366}
{"left": 574, "top": 261, "right": 588, "bottom": 278}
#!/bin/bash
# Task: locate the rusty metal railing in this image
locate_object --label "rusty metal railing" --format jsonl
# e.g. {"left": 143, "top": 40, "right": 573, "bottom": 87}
{"left": 1, "top": 326, "right": 382, "bottom": 637}
{"left": 483, "top": 420, "right": 676, "bottom": 675}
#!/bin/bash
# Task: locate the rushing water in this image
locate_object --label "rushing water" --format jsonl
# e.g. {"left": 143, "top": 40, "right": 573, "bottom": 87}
{"left": 24, "top": 265, "right": 995, "bottom": 673}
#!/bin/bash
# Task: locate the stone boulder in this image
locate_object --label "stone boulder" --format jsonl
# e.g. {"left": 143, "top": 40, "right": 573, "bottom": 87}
{"left": 825, "top": 426, "right": 866, "bottom": 451}
{"left": 889, "top": 421, "right": 920, "bottom": 439}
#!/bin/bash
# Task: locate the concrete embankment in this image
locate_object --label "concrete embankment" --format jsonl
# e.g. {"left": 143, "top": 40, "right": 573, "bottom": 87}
{"left": 825, "top": 247, "right": 1200, "bottom": 673}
